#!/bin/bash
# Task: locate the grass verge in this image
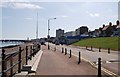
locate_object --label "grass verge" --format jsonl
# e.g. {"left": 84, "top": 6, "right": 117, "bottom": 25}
{"left": 72, "top": 37, "right": 120, "bottom": 51}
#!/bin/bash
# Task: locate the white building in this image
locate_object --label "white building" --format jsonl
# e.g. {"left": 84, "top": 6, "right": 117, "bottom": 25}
{"left": 64, "top": 31, "right": 76, "bottom": 37}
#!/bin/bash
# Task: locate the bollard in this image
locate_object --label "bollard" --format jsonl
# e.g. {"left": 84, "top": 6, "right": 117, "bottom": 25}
{"left": 69, "top": 49, "right": 72, "bottom": 58}
{"left": 108, "top": 48, "right": 110, "bottom": 54}
{"left": 18, "top": 47, "right": 22, "bottom": 73}
{"left": 99, "top": 47, "right": 101, "bottom": 52}
{"left": 26, "top": 46, "right": 28, "bottom": 65}
{"left": 54, "top": 47, "right": 56, "bottom": 51}
{"left": 98, "top": 58, "right": 101, "bottom": 77}
{"left": 86, "top": 46, "right": 87, "bottom": 49}
{"left": 65, "top": 48, "right": 67, "bottom": 55}
{"left": 91, "top": 46, "right": 92, "bottom": 51}
{"left": 2, "top": 49, "right": 6, "bottom": 77}
{"left": 48, "top": 43, "right": 50, "bottom": 50}
{"left": 78, "top": 51, "right": 81, "bottom": 64}
{"left": 62, "top": 47, "right": 64, "bottom": 53}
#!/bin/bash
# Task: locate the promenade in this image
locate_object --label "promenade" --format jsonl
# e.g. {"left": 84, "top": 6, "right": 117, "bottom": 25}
{"left": 1, "top": 43, "right": 119, "bottom": 77}
{"left": 34, "top": 45, "right": 98, "bottom": 76}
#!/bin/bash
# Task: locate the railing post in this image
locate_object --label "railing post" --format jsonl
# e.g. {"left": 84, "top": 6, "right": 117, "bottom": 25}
{"left": 18, "top": 47, "right": 22, "bottom": 73}
{"left": 62, "top": 47, "right": 64, "bottom": 53}
{"left": 33, "top": 46, "right": 35, "bottom": 57}
{"left": 98, "top": 58, "right": 101, "bottom": 77}
{"left": 69, "top": 49, "right": 71, "bottom": 58}
{"left": 78, "top": 51, "right": 81, "bottom": 64}
{"left": 2, "top": 49, "right": 6, "bottom": 77}
{"left": 99, "top": 47, "right": 101, "bottom": 52}
{"left": 26, "top": 46, "right": 28, "bottom": 65}
{"left": 108, "top": 48, "right": 110, "bottom": 54}
{"left": 10, "top": 55, "right": 13, "bottom": 76}
{"left": 30, "top": 45, "right": 32, "bottom": 60}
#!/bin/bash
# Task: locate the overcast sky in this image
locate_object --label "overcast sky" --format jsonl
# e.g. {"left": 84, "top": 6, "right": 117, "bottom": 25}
{"left": 0, "top": 0, "right": 119, "bottom": 39}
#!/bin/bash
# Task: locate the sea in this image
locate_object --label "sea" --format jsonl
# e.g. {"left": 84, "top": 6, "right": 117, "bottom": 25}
{"left": 0, "top": 41, "right": 23, "bottom": 48}
{"left": 0, "top": 41, "right": 24, "bottom": 60}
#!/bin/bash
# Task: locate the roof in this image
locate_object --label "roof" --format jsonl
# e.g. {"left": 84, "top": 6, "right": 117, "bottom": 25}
{"left": 94, "top": 29, "right": 99, "bottom": 32}
{"left": 116, "top": 25, "right": 120, "bottom": 28}
{"left": 102, "top": 25, "right": 110, "bottom": 31}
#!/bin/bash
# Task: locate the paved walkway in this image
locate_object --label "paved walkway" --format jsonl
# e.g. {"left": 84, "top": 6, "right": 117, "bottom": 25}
{"left": 35, "top": 46, "right": 98, "bottom": 75}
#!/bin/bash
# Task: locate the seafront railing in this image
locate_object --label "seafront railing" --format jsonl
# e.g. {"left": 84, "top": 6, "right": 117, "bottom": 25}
{"left": 0, "top": 43, "right": 41, "bottom": 77}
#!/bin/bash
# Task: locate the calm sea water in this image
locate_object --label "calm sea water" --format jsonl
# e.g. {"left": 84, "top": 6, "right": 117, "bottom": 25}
{"left": 0, "top": 41, "right": 23, "bottom": 61}
{"left": 0, "top": 41, "right": 23, "bottom": 48}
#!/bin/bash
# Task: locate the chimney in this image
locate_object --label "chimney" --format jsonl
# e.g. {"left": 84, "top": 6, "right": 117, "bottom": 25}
{"left": 116, "top": 20, "right": 120, "bottom": 25}
{"left": 103, "top": 24, "right": 105, "bottom": 28}
{"left": 109, "top": 22, "right": 112, "bottom": 26}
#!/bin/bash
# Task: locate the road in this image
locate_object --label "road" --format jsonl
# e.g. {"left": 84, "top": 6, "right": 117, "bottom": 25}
{"left": 48, "top": 43, "right": 119, "bottom": 75}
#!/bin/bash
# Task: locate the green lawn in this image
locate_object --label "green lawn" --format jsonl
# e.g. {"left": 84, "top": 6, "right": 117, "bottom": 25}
{"left": 72, "top": 37, "right": 120, "bottom": 51}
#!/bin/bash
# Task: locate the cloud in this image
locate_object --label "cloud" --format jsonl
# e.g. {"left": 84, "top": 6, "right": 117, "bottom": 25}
{"left": 12, "top": 3, "right": 43, "bottom": 9}
{"left": 1, "top": 0, "right": 30, "bottom": 2}
{"left": 89, "top": 13, "right": 100, "bottom": 17}
{"left": 54, "top": 15, "right": 69, "bottom": 18}
{"left": 86, "top": 11, "right": 100, "bottom": 17}
{"left": 61, "top": 15, "right": 69, "bottom": 18}
{"left": 0, "top": 2, "right": 44, "bottom": 10}
{"left": 24, "top": 17, "right": 33, "bottom": 20}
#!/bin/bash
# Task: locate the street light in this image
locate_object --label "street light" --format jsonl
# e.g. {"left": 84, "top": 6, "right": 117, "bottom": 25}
{"left": 48, "top": 18, "right": 56, "bottom": 50}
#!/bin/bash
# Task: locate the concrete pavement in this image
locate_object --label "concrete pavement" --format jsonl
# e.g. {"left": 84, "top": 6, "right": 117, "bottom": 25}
{"left": 35, "top": 45, "right": 99, "bottom": 75}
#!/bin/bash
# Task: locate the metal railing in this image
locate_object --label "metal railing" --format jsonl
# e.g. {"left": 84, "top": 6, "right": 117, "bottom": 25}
{"left": 0, "top": 43, "right": 41, "bottom": 77}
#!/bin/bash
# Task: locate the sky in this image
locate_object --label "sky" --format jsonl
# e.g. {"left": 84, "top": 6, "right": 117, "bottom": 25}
{"left": 0, "top": 0, "right": 119, "bottom": 40}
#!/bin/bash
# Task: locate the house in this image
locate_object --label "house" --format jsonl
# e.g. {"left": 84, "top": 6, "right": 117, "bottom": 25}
{"left": 88, "top": 31, "right": 94, "bottom": 37}
{"left": 102, "top": 22, "right": 114, "bottom": 37}
{"left": 113, "top": 20, "right": 120, "bottom": 36}
{"left": 88, "top": 27, "right": 103, "bottom": 37}
{"left": 98, "top": 27, "right": 103, "bottom": 37}
{"left": 93, "top": 29, "right": 100, "bottom": 37}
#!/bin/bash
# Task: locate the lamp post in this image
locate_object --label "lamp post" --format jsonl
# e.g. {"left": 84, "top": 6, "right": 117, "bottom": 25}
{"left": 48, "top": 18, "right": 56, "bottom": 50}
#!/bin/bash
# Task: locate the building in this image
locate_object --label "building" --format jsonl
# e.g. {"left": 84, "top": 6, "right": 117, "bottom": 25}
{"left": 75, "top": 28, "right": 80, "bottom": 36}
{"left": 64, "top": 31, "right": 76, "bottom": 37}
{"left": 113, "top": 20, "right": 120, "bottom": 36}
{"left": 56, "top": 29, "right": 64, "bottom": 38}
{"left": 88, "top": 20, "right": 120, "bottom": 37}
{"left": 102, "top": 22, "right": 114, "bottom": 37}
{"left": 75, "top": 26, "right": 88, "bottom": 36}
{"left": 80, "top": 26, "right": 88, "bottom": 34}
